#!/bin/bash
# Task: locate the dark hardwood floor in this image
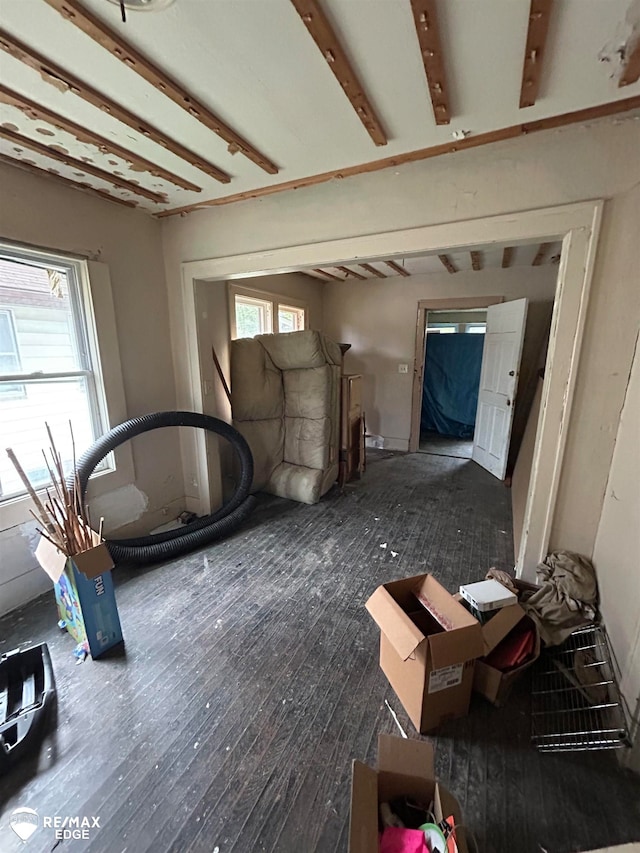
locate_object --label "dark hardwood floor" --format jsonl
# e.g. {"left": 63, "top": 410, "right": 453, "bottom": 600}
{"left": 1, "top": 451, "right": 639, "bottom": 853}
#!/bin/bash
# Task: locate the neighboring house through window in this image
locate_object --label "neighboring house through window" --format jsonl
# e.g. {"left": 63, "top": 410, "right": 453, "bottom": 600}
{"left": 230, "top": 284, "right": 307, "bottom": 340}
{"left": 0, "top": 247, "right": 109, "bottom": 502}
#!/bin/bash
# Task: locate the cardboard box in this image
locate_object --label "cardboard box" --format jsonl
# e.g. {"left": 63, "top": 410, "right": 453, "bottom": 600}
{"left": 472, "top": 602, "right": 540, "bottom": 706}
{"left": 366, "top": 574, "right": 484, "bottom": 733}
{"left": 349, "top": 733, "right": 468, "bottom": 853}
{"left": 35, "top": 535, "right": 123, "bottom": 659}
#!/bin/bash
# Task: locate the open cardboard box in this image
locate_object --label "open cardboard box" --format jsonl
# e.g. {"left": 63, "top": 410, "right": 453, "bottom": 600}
{"left": 35, "top": 533, "right": 123, "bottom": 659}
{"left": 366, "top": 574, "right": 484, "bottom": 733}
{"left": 470, "top": 601, "right": 541, "bottom": 706}
{"left": 349, "top": 733, "right": 468, "bottom": 853}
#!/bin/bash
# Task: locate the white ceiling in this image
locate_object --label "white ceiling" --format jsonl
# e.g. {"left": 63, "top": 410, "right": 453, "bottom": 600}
{"left": 305, "top": 240, "right": 562, "bottom": 281}
{"left": 0, "top": 0, "right": 638, "bottom": 214}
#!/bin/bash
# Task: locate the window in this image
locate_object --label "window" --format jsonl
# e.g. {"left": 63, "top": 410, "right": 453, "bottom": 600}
{"left": 465, "top": 323, "right": 486, "bottom": 334}
{"left": 230, "top": 285, "right": 307, "bottom": 340}
{"left": 0, "top": 309, "right": 24, "bottom": 398}
{"left": 234, "top": 294, "right": 273, "bottom": 339}
{"left": 0, "top": 247, "right": 109, "bottom": 502}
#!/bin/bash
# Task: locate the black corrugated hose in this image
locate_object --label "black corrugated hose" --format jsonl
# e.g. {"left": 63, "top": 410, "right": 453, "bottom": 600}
{"left": 71, "top": 411, "right": 256, "bottom": 565}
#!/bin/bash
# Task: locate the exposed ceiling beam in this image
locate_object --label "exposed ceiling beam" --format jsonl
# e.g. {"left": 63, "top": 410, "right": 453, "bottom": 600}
{"left": 290, "top": 0, "right": 387, "bottom": 146}
{"left": 43, "top": 0, "right": 278, "bottom": 174}
{"left": 409, "top": 0, "right": 451, "bottom": 125}
{"left": 0, "top": 84, "right": 200, "bottom": 192}
{"left": 438, "top": 254, "right": 457, "bottom": 274}
{"left": 0, "top": 125, "right": 165, "bottom": 203}
{"left": 619, "top": 35, "right": 640, "bottom": 87}
{"left": 0, "top": 29, "right": 231, "bottom": 184}
{"left": 386, "top": 260, "right": 410, "bottom": 277}
{"left": 532, "top": 242, "right": 551, "bottom": 265}
{"left": 312, "top": 268, "right": 342, "bottom": 281}
{"left": 157, "top": 95, "right": 640, "bottom": 217}
{"left": 501, "top": 246, "right": 514, "bottom": 268}
{"left": 359, "top": 263, "right": 386, "bottom": 278}
{"left": 337, "top": 265, "right": 366, "bottom": 280}
{"left": 470, "top": 251, "right": 482, "bottom": 271}
{"left": 0, "top": 151, "right": 135, "bottom": 207}
{"left": 519, "top": 0, "right": 553, "bottom": 108}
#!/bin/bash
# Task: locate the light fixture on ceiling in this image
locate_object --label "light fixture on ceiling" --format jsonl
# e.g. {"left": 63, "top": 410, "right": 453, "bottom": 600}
{"left": 106, "top": 0, "right": 175, "bottom": 22}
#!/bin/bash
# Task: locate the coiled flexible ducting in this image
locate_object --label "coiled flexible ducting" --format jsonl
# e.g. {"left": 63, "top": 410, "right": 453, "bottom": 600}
{"left": 72, "top": 411, "right": 256, "bottom": 565}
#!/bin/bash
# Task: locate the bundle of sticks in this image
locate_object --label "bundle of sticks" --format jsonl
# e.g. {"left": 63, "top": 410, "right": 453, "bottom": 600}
{"left": 6, "top": 421, "right": 103, "bottom": 557}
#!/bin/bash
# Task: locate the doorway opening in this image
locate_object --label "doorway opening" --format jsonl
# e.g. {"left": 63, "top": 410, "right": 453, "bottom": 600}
{"left": 419, "top": 307, "right": 487, "bottom": 460}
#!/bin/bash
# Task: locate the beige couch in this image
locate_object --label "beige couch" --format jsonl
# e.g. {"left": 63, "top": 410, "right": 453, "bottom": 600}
{"left": 230, "top": 330, "right": 342, "bottom": 504}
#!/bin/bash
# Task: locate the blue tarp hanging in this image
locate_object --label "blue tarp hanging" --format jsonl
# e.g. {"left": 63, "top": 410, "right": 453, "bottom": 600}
{"left": 421, "top": 333, "right": 485, "bottom": 438}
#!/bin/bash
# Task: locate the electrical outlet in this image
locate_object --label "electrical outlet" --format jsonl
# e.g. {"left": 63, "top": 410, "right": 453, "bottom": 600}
{"left": 398, "top": 363, "right": 409, "bottom": 374}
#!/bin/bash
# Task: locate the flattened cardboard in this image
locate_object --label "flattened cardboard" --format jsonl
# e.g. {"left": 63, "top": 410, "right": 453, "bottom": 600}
{"left": 366, "top": 574, "right": 484, "bottom": 733}
{"left": 349, "top": 734, "right": 468, "bottom": 853}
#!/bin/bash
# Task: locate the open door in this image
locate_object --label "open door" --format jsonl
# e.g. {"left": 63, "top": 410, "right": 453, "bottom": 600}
{"left": 472, "top": 298, "right": 528, "bottom": 479}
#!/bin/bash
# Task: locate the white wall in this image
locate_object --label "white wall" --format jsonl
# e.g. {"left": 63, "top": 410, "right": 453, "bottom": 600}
{"left": 0, "top": 163, "right": 181, "bottom": 615}
{"left": 593, "top": 333, "right": 640, "bottom": 771}
{"left": 161, "top": 114, "right": 640, "bottom": 734}
{"left": 321, "top": 265, "right": 556, "bottom": 448}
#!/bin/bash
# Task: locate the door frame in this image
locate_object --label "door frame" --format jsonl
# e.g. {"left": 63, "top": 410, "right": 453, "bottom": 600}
{"left": 409, "top": 295, "right": 504, "bottom": 454}
{"left": 177, "top": 200, "right": 603, "bottom": 580}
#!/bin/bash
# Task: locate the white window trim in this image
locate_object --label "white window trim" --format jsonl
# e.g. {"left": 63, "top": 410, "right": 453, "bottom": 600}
{"left": 0, "top": 247, "right": 134, "bottom": 531}
{"left": 228, "top": 283, "right": 308, "bottom": 340}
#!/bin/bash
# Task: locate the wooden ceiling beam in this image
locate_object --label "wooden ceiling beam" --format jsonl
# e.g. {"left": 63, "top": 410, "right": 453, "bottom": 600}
{"left": 359, "top": 263, "right": 386, "bottom": 278}
{"left": 519, "top": 0, "right": 553, "bottom": 108}
{"left": 43, "top": 0, "right": 278, "bottom": 174}
{"left": 157, "top": 95, "right": 640, "bottom": 217}
{"left": 532, "top": 242, "right": 551, "bottom": 265}
{"left": 0, "top": 125, "right": 165, "bottom": 202}
{"left": 312, "top": 268, "right": 342, "bottom": 281}
{"left": 290, "top": 0, "right": 387, "bottom": 146}
{"left": 409, "top": 0, "right": 451, "bottom": 124}
{"left": 620, "top": 35, "right": 640, "bottom": 87}
{"left": 0, "top": 151, "right": 135, "bottom": 207}
{"left": 0, "top": 29, "right": 231, "bottom": 184}
{"left": 438, "top": 254, "right": 457, "bottom": 274}
{"left": 470, "top": 251, "right": 482, "bottom": 271}
{"left": 386, "top": 260, "right": 410, "bottom": 277}
{"left": 337, "top": 265, "right": 366, "bottom": 280}
{"left": 0, "top": 84, "right": 200, "bottom": 192}
{"left": 501, "top": 246, "right": 514, "bottom": 268}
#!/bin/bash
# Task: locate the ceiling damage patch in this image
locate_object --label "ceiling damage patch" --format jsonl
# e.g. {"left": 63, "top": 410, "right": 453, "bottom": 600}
{"left": 599, "top": 0, "right": 640, "bottom": 83}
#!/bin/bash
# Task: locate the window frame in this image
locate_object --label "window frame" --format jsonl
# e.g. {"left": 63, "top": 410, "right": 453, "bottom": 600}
{"left": 0, "top": 241, "right": 133, "bottom": 529}
{"left": 228, "top": 283, "right": 308, "bottom": 340}
{"left": 0, "top": 307, "right": 25, "bottom": 399}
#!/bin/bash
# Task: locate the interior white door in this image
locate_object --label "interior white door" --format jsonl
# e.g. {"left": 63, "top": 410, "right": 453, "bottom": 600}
{"left": 472, "top": 298, "right": 528, "bottom": 479}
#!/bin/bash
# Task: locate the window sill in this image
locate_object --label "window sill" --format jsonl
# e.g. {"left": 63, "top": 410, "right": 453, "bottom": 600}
{"left": 0, "top": 444, "right": 135, "bottom": 533}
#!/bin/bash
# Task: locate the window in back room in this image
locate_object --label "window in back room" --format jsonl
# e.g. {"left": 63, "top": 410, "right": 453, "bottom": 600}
{"left": 0, "top": 247, "right": 109, "bottom": 501}
{"left": 230, "top": 284, "right": 307, "bottom": 340}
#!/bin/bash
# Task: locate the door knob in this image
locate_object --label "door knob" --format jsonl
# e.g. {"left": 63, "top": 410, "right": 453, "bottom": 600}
{"left": 507, "top": 399, "right": 511, "bottom": 407}
{"left": 508, "top": 370, "right": 515, "bottom": 376}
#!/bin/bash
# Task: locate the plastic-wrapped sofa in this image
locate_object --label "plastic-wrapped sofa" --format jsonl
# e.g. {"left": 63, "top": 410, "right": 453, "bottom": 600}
{"left": 230, "top": 330, "right": 342, "bottom": 505}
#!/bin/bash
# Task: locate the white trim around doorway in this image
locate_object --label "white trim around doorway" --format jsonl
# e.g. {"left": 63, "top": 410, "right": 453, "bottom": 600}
{"left": 177, "top": 199, "right": 603, "bottom": 581}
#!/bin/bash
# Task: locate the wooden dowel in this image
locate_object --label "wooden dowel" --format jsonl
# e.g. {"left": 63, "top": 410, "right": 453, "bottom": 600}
{"left": 211, "top": 346, "right": 232, "bottom": 405}
{"left": 6, "top": 447, "right": 52, "bottom": 529}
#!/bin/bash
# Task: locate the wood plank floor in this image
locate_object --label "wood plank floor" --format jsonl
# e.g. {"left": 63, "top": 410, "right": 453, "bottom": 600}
{"left": 1, "top": 451, "right": 639, "bottom": 853}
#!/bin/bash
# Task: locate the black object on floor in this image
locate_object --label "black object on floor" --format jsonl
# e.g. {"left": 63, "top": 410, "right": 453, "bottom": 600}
{"left": 0, "top": 451, "right": 638, "bottom": 853}
{"left": 0, "top": 643, "right": 55, "bottom": 770}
